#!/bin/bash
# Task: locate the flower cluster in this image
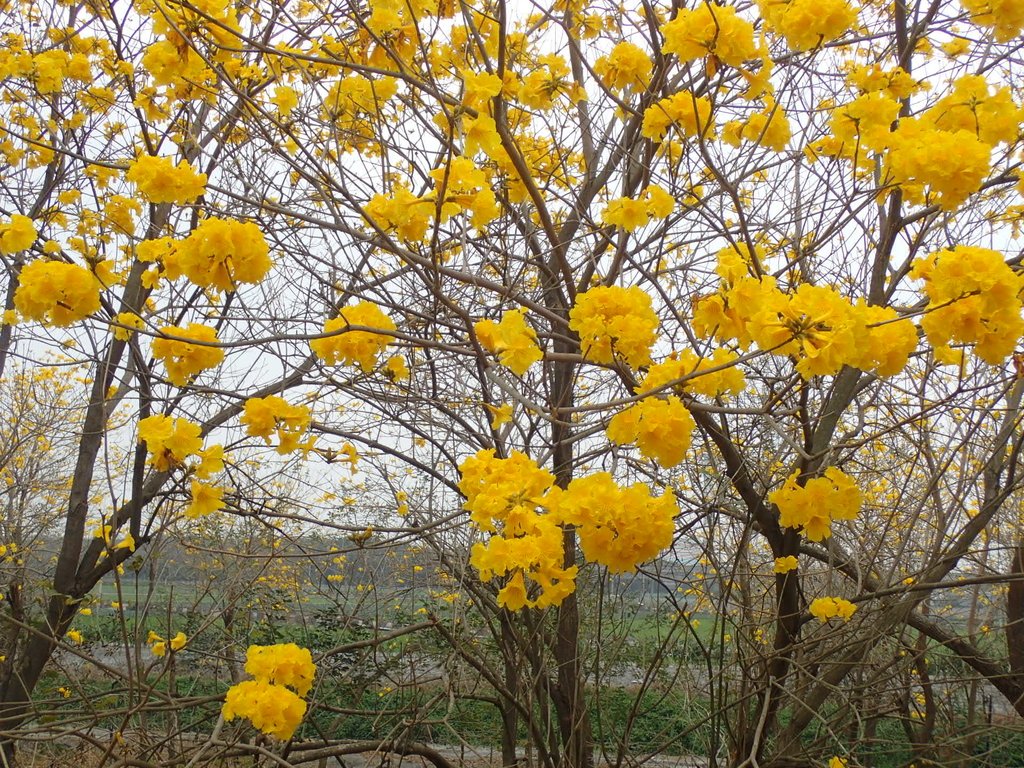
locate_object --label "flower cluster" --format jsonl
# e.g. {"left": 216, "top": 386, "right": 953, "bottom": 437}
{"left": 366, "top": 183, "right": 435, "bottom": 243}
{"left": 30, "top": 49, "right": 91, "bottom": 95}
{"left": 693, "top": 249, "right": 917, "bottom": 378}
{"left": 773, "top": 556, "right": 799, "bottom": 574}
{"left": 186, "top": 480, "right": 224, "bottom": 518}
{"left": 164, "top": 218, "right": 271, "bottom": 291}
{"left": 244, "top": 643, "right": 317, "bottom": 696}
{"left": 474, "top": 309, "right": 543, "bottom": 375}
{"left": 311, "top": 301, "right": 396, "bottom": 372}
{"left": 884, "top": 119, "right": 991, "bottom": 211}
{"left": 459, "top": 449, "right": 555, "bottom": 534}
{"left": 14, "top": 261, "right": 100, "bottom": 327}
{"left": 569, "top": 285, "right": 659, "bottom": 368}
{"left": 825, "top": 91, "right": 902, "bottom": 157}
{"left": 911, "top": 245, "right": 1024, "bottom": 365}
{"left": 321, "top": 74, "right": 399, "bottom": 153}
{"left": 125, "top": 155, "right": 207, "bottom": 205}
{"left": 602, "top": 185, "right": 675, "bottom": 230}
{"left": 148, "top": 630, "right": 187, "bottom": 657}
{"left": 241, "top": 396, "right": 313, "bottom": 454}
{"left": 151, "top": 323, "right": 225, "bottom": 386}
{"left": 758, "top": 0, "right": 857, "bottom": 52}
{"left": 962, "top": 0, "right": 1024, "bottom": 41}
{"left": 460, "top": 450, "right": 677, "bottom": 610}
{"left": 640, "top": 348, "right": 746, "bottom": 399}
{"left": 223, "top": 644, "right": 316, "bottom": 741}
{"left": 593, "top": 42, "right": 650, "bottom": 91}
{"left": 546, "top": 473, "right": 677, "bottom": 574}
{"left": 138, "top": 414, "right": 204, "bottom": 471}
{"left": 816, "top": 74, "right": 1021, "bottom": 211}
{"left": 846, "top": 65, "right": 919, "bottom": 100}
{"left": 809, "top": 596, "right": 857, "bottom": 622}
{"left": 660, "top": 3, "right": 757, "bottom": 67}
{"left": 607, "top": 396, "right": 695, "bottom": 468}
{"left": 427, "top": 156, "right": 501, "bottom": 231}
{"left": 470, "top": 511, "right": 575, "bottom": 611}
{"left": 923, "top": 75, "right": 1022, "bottom": 147}
{"left": 722, "top": 105, "right": 792, "bottom": 152}
{"left": 769, "top": 467, "right": 862, "bottom": 542}
{"left": 642, "top": 90, "right": 715, "bottom": 142}
{"left": 0, "top": 214, "right": 37, "bottom": 254}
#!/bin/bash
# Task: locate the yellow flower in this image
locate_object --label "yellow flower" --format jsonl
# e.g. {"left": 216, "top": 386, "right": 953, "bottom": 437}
{"left": 151, "top": 323, "right": 225, "bottom": 386}
{"left": 546, "top": 472, "right": 678, "bottom": 574}
{"left": 737, "top": 106, "right": 792, "bottom": 151}
{"left": 311, "top": 302, "right": 396, "bottom": 372}
{"left": 884, "top": 119, "right": 991, "bottom": 211}
{"left": 809, "top": 597, "right": 857, "bottom": 622}
{"left": 485, "top": 403, "right": 514, "bottom": 429}
{"left": 607, "top": 396, "right": 695, "bottom": 469}
{"left": 0, "top": 214, "right": 37, "bottom": 254}
{"left": 602, "top": 196, "right": 651, "bottom": 231}
{"left": 962, "top": 0, "right": 1024, "bottom": 41}
{"left": 66, "top": 629, "right": 83, "bottom": 644}
{"left": 594, "top": 42, "right": 651, "bottom": 90}
{"left": 383, "top": 354, "right": 409, "bottom": 382}
{"left": 241, "top": 396, "right": 311, "bottom": 454}
{"left": 164, "top": 218, "right": 271, "bottom": 291}
{"left": 641, "top": 348, "right": 746, "bottom": 399}
{"left": 773, "top": 556, "right": 799, "bottom": 574}
{"left": 112, "top": 312, "right": 144, "bottom": 341}
{"left": 14, "top": 260, "right": 100, "bottom": 327}
{"left": 138, "top": 414, "right": 203, "bottom": 472}
{"left": 474, "top": 309, "right": 543, "bottom": 375}
{"left": 912, "top": 245, "right": 1024, "bottom": 364}
{"left": 642, "top": 91, "right": 715, "bottom": 141}
{"left": 569, "top": 285, "right": 659, "bottom": 368}
{"left": 222, "top": 680, "right": 307, "bottom": 741}
{"left": 185, "top": 481, "right": 224, "bottom": 519}
{"left": 243, "top": 643, "right": 317, "bottom": 696}
{"left": 270, "top": 85, "right": 298, "bottom": 117}
{"left": 758, "top": 0, "right": 857, "bottom": 52}
{"left": 660, "top": 4, "right": 757, "bottom": 67}
{"left": 645, "top": 185, "right": 675, "bottom": 219}
{"left": 125, "top": 155, "right": 207, "bottom": 205}
{"left": 769, "top": 468, "right": 862, "bottom": 541}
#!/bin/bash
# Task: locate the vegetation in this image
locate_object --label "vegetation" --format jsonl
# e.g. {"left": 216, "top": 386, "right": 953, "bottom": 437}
{"left": 2, "top": 0, "right": 1024, "bottom": 766}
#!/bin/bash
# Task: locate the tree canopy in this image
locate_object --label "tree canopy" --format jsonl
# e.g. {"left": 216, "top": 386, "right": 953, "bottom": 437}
{"left": 2, "top": 0, "right": 1024, "bottom": 766}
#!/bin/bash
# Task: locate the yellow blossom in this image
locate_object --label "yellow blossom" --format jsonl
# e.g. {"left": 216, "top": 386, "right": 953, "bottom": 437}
{"left": 186, "top": 481, "right": 224, "bottom": 518}
{"left": 607, "top": 395, "right": 695, "bottom": 468}
{"left": 14, "top": 260, "right": 100, "bottom": 327}
{"left": 138, "top": 414, "right": 203, "bottom": 471}
{"left": 164, "top": 218, "right": 271, "bottom": 291}
{"left": 125, "top": 155, "right": 207, "bottom": 205}
{"left": 569, "top": 285, "right": 659, "bottom": 368}
{"left": 809, "top": 596, "right": 857, "bottom": 622}
{"left": 758, "top": 0, "right": 857, "bottom": 52}
{"left": 660, "top": 4, "right": 757, "bottom": 67}
{"left": 151, "top": 323, "right": 225, "bottom": 386}
{"left": 311, "top": 302, "right": 396, "bottom": 372}
{"left": 0, "top": 214, "right": 37, "bottom": 254}
{"left": 773, "top": 556, "right": 799, "bottom": 574}
{"left": 475, "top": 309, "right": 543, "bottom": 375}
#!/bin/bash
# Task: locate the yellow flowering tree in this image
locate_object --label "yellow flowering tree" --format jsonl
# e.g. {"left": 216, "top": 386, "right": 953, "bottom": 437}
{"left": 2, "top": 0, "right": 1024, "bottom": 766}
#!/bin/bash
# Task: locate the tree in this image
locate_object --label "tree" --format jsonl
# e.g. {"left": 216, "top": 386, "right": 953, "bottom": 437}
{"left": 2, "top": 0, "right": 1024, "bottom": 766}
